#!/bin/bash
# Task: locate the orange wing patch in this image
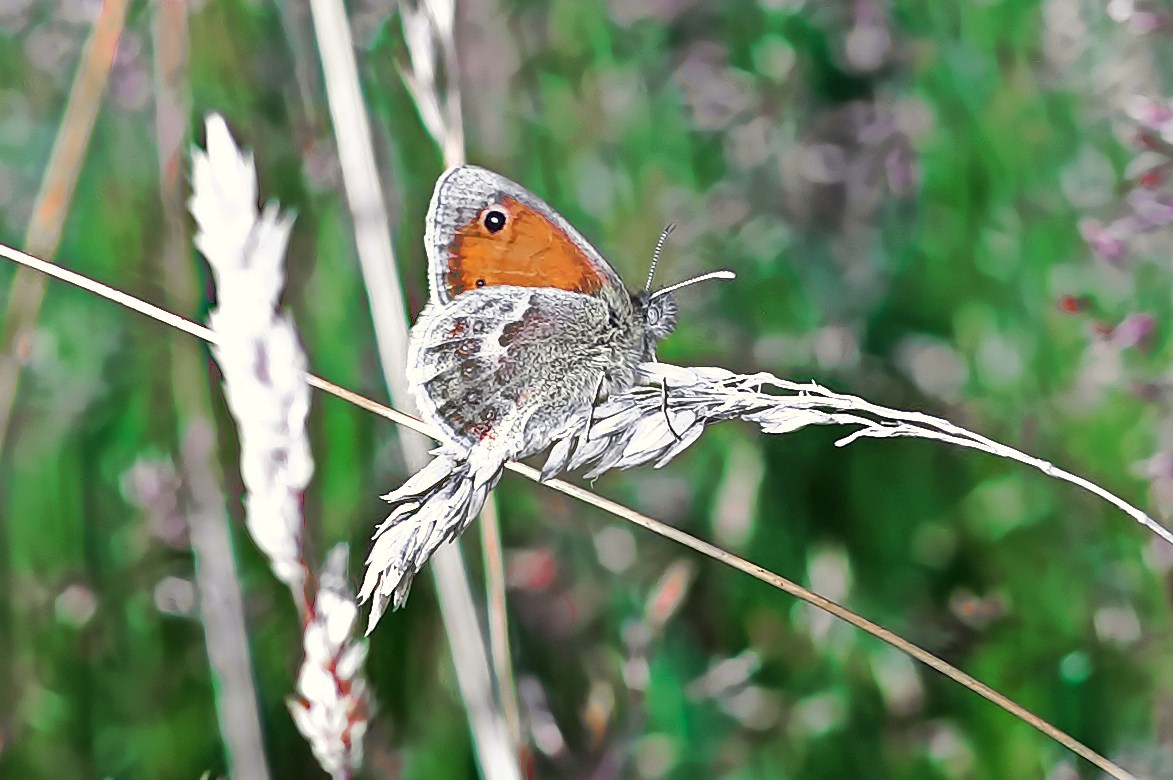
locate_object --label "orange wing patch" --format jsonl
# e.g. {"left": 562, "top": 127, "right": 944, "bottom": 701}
{"left": 444, "top": 196, "right": 607, "bottom": 298}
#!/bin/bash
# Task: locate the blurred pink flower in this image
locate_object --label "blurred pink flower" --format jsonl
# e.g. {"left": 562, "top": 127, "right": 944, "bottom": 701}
{"left": 1126, "top": 188, "right": 1173, "bottom": 226}
{"left": 1077, "top": 217, "right": 1129, "bottom": 264}
{"left": 1124, "top": 95, "right": 1173, "bottom": 142}
{"left": 1110, "top": 312, "right": 1155, "bottom": 350}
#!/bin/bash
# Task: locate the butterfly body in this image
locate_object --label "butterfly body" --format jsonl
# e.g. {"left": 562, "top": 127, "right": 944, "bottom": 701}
{"left": 408, "top": 165, "right": 677, "bottom": 461}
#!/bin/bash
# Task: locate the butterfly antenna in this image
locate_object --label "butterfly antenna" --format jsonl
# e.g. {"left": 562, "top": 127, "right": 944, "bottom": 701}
{"left": 645, "top": 223, "right": 677, "bottom": 291}
{"left": 649, "top": 269, "right": 736, "bottom": 299}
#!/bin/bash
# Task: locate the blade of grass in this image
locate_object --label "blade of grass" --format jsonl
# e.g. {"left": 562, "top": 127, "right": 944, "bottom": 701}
{"left": 0, "top": 241, "right": 1138, "bottom": 780}
{"left": 304, "top": 0, "right": 521, "bottom": 776}
{"left": 152, "top": 6, "right": 271, "bottom": 780}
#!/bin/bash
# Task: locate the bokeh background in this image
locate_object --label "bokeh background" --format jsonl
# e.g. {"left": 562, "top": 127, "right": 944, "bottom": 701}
{"left": 2, "top": 0, "right": 1173, "bottom": 777}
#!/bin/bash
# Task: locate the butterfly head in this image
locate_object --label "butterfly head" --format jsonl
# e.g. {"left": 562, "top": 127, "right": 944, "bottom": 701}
{"left": 635, "top": 269, "right": 736, "bottom": 353}
{"left": 637, "top": 223, "right": 734, "bottom": 351}
{"left": 634, "top": 288, "right": 679, "bottom": 344}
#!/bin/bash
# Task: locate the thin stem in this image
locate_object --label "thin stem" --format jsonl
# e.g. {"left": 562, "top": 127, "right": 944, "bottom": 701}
{"left": 478, "top": 498, "right": 523, "bottom": 749}
{"left": 0, "top": 241, "right": 1135, "bottom": 780}
{"left": 305, "top": 0, "right": 519, "bottom": 775}
{"left": 154, "top": 12, "right": 270, "bottom": 779}
{"left": 507, "top": 461, "right": 1133, "bottom": 779}
{"left": 397, "top": 0, "right": 520, "bottom": 754}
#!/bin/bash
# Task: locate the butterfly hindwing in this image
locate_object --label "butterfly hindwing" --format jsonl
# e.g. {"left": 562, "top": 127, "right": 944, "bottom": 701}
{"left": 407, "top": 286, "right": 615, "bottom": 455}
{"left": 424, "top": 166, "right": 625, "bottom": 305}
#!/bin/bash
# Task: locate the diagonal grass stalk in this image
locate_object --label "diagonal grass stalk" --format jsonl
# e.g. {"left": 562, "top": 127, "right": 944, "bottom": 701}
{"left": 0, "top": 238, "right": 1137, "bottom": 780}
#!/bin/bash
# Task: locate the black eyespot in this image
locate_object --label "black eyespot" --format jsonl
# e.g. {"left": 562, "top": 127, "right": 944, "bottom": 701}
{"left": 476, "top": 278, "right": 486, "bottom": 288}
{"left": 482, "top": 208, "right": 508, "bottom": 234}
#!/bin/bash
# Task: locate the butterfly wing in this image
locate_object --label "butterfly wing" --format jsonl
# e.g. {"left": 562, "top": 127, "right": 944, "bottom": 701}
{"left": 407, "top": 285, "right": 618, "bottom": 457}
{"left": 424, "top": 165, "right": 626, "bottom": 305}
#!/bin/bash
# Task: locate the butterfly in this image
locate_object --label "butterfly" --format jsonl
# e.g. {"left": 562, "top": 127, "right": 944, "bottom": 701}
{"left": 408, "top": 165, "right": 704, "bottom": 458}
{"left": 361, "top": 165, "right": 730, "bottom": 626}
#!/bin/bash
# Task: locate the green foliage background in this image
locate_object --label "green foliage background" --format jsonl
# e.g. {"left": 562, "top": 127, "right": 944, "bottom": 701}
{"left": 1, "top": 0, "right": 1171, "bottom": 778}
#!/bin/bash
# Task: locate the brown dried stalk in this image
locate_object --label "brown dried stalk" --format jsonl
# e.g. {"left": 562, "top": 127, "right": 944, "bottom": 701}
{"left": 0, "top": 0, "right": 132, "bottom": 451}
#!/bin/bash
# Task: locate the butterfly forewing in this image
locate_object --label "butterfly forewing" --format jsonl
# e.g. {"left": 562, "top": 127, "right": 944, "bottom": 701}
{"left": 425, "top": 166, "right": 625, "bottom": 305}
{"left": 444, "top": 196, "right": 608, "bottom": 299}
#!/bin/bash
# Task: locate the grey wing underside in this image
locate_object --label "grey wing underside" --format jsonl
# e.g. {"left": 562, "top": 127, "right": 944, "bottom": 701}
{"left": 423, "top": 165, "right": 625, "bottom": 305}
{"left": 407, "top": 286, "right": 610, "bottom": 458}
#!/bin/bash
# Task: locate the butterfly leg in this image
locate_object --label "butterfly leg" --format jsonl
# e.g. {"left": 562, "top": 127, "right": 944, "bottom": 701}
{"left": 585, "top": 372, "right": 606, "bottom": 440}
{"left": 660, "top": 378, "right": 681, "bottom": 441}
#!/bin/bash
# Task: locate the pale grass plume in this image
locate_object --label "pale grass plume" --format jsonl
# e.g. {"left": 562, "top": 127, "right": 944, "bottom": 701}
{"left": 190, "top": 113, "right": 312, "bottom": 594}
{"left": 359, "top": 449, "right": 503, "bottom": 632}
{"left": 399, "top": 0, "right": 463, "bottom": 165}
{"left": 191, "top": 114, "right": 370, "bottom": 777}
{"left": 289, "top": 544, "right": 371, "bottom": 778}
{"left": 548, "top": 362, "right": 1173, "bottom": 547}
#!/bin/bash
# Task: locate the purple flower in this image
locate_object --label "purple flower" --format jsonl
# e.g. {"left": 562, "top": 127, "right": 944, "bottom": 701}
{"left": 1129, "top": 10, "right": 1173, "bottom": 35}
{"left": 1078, "top": 217, "right": 1129, "bottom": 265}
{"left": 1124, "top": 95, "right": 1173, "bottom": 143}
{"left": 1111, "top": 312, "right": 1156, "bottom": 350}
{"left": 1126, "top": 188, "right": 1173, "bottom": 227}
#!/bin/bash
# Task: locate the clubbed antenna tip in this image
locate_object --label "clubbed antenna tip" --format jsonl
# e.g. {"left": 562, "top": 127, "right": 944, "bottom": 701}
{"left": 650, "top": 270, "right": 736, "bottom": 299}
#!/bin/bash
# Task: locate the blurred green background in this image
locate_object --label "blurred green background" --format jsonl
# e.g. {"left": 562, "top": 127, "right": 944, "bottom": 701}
{"left": 1, "top": 0, "right": 1172, "bottom": 777}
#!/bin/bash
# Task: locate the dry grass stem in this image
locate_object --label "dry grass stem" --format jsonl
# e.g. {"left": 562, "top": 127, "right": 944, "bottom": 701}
{"left": 399, "top": 0, "right": 464, "bottom": 165}
{"left": 0, "top": 238, "right": 1139, "bottom": 778}
{"left": 306, "top": 0, "right": 519, "bottom": 774}
{"left": 397, "top": 0, "right": 520, "bottom": 750}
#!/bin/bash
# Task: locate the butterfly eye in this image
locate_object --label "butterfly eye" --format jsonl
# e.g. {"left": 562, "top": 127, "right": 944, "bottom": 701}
{"left": 482, "top": 208, "right": 508, "bottom": 234}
